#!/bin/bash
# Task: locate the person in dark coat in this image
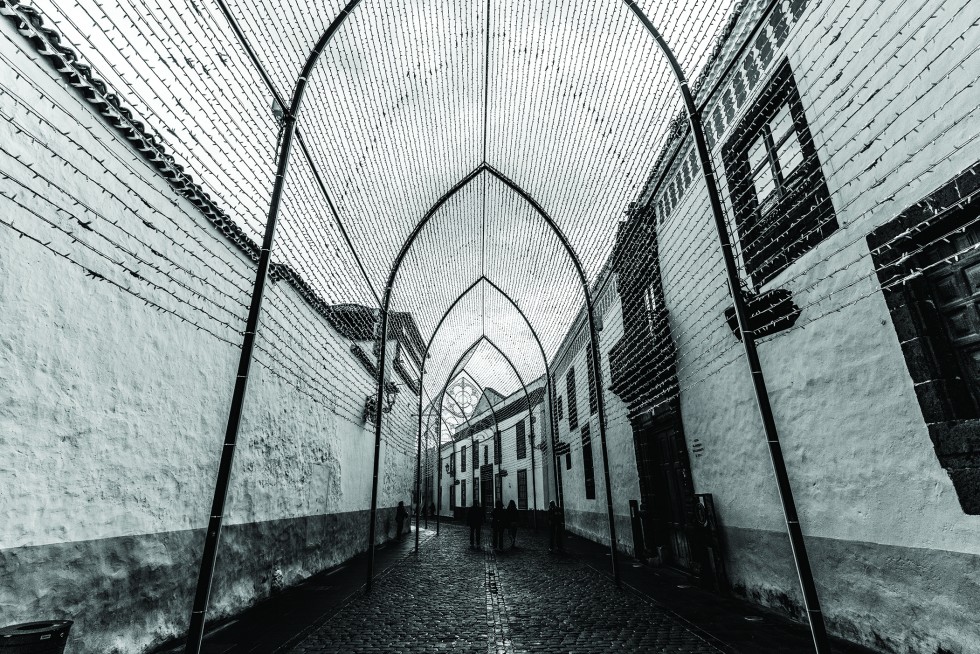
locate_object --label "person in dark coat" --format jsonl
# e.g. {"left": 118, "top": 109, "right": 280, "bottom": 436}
{"left": 506, "top": 500, "right": 519, "bottom": 548}
{"left": 467, "top": 500, "right": 484, "bottom": 549}
{"left": 395, "top": 501, "right": 408, "bottom": 538}
{"left": 492, "top": 500, "right": 506, "bottom": 550}
{"left": 548, "top": 501, "right": 564, "bottom": 552}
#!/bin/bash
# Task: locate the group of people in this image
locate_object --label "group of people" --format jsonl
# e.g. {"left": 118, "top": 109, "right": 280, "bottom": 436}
{"left": 465, "top": 499, "right": 520, "bottom": 550}
{"left": 399, "top": 497, "right": 566, "bottom": 553}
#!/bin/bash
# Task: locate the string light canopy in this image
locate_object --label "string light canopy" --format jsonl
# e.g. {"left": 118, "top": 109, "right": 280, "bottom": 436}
{"left": 19, "top": 0, "right": 740, "bottom": 413}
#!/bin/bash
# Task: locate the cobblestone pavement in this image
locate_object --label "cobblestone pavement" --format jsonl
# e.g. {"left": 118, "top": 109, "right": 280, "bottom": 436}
{"left": 290, "top": 524, "right": 721, "bottom": 653}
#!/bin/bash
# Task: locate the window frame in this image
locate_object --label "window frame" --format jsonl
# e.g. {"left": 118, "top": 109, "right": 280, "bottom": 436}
{"left": 516, "top": 419, "right": 527, "bottom": 460}
{"left": 722, "top": 58, "right": 838, "bottom": 288}
{"left": 566, "top": 367, "right": 579, "bottom": 431}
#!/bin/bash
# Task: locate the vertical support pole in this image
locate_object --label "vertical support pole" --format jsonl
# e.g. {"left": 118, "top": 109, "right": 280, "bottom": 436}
{"left": 424, "top": 422, "right": 430, "bottom": 529}
{"left": 529, "top": 410, "right": 538, "bottom": 529}
{"left": 547, "top": 374, "right": 563, "bottom": 506}
{"left": 366, "top": 306, "right": 391, "bottom": 592}
{"left": 586, "top": 324, "right": 619, "bottom": 584}
{"left": 688, "top": 105, "right": 829, "bottom": 650}
{"left": 621, "top": 4, "right": 829, "bottom": 649}
{"left": 436, "top": 431, "right": 442, "bottom": 535}
{"left": 414, "top": 377, "right": 425, "bottom": 553}
{"left": 185, "top": 117, "right": 298, "bottom": 654}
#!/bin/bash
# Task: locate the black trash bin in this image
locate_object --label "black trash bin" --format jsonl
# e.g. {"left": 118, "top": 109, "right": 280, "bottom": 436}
{"left": 0, "top": 621, "right": 72, "bottom": 653}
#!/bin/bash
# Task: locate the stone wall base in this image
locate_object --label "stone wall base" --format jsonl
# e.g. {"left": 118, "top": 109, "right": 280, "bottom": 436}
{"left": 0, "top": 508, "right": 398, "bottom": 654}
{"left": 723, "top": 526, "right": 980, "bottom": 654}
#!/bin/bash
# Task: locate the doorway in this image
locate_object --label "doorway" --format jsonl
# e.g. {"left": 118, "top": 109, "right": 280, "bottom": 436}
{"left": 632, "top": 411, "right": 695, "bottom": 570}
{"left": 480, "top": 463, "right": 494, "bottom": 512}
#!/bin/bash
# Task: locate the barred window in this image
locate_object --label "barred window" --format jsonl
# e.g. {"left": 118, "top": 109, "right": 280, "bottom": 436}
{"left": 461, "top": 445, "right": 467, "bottom": 473}
{"left": 461, "top": 479, "right": 467, "bottom": 507}
{"left": 517, "top": 469, "right": 528, "bottom": 510}
{"left": 723, "top": 58, "right": 837, "bottom": 287}
{"left": 472, "top": 443, "right": 479, "bottom": 470}
{"left": 581, "top": 424, "right": 596, "bottom": 500}
{"left": 566, "top": 367, "right": 579, "bottom": 431}
{"left": 516, "top": 419, "right": 527, "bottom": 459}
{"left": 586, "top": 345, "right": 598, "bottom": 415}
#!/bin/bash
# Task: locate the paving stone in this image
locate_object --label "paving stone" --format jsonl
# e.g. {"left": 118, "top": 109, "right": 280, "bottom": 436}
{"left": 289, "top": 525, "right": 720, "bottom": 653}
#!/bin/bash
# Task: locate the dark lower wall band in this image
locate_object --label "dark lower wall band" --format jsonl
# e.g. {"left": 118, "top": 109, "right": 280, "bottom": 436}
{"left": 0, "top": 508, "right": 398, "bottom": 654}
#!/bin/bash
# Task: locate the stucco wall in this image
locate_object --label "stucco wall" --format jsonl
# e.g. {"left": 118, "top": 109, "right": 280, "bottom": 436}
{"left": 0, "top": 15, "right": 415, "bottom": 653}
{"left": 651, "top": 0, "right": 980, "bottom": 651}
{"left": 435, "top": 386, "right": 551, "bottom": 518}
{"left": 551, "top": 282, "right": 642, "bottom": 555}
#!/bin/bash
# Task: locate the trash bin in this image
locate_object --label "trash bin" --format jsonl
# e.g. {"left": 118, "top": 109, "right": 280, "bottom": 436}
{"left": 0, "top": 621, "right": 72, "bottom": 653}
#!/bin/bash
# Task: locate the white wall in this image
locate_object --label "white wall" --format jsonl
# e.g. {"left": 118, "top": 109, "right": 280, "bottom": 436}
{"left": 650, "top": 0, "right": 980, "bottom": 650}
{"left": 0, "top": 14, "right": 415, "bottom": 652}
{"left": 551, "top": 279, "right": 641, "bottom": 554}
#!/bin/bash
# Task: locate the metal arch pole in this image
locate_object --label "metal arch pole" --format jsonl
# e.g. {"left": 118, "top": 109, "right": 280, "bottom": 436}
{"left": 184, "top": 116, "right": 297, "bottom": 654}
{"left": 458, "top": 363, "right": 503, "bottom": 506}
{"left": 479, "top": 335, "right": 537, "bottom": 527}
{"left": 481, "top": 277, "right": 550, "bottom": 525}
{"left": 426, "top": 341, "right": 483, "bottom": 533}
{"left": 414, "top": 378, "right": 425, "bottom": 553}
{"left": 422, "top": 276, "right": 553, "bottom": 526}
{"left": 184, "top": 1, "right": 365, "bottom": 646}
{"left": 386, "top": 163, "right": 619, "bottom": 581}
{"left": 622, "top": 3, "right": 829, "bottom": 649}
{"left": 481, "top": 163, "right": 620, "bottom": 584}
{"left": 367, "top": 164, "right": 489, "bottom": 589}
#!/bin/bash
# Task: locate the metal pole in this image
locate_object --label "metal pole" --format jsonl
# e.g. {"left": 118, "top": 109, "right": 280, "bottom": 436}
{"left": 480, "top": 164, "right": 620, "bottom": 584}
{"left": 547, "top": 374, "right": 562, "bottom": 505}
{"left": 184, "top": 116, "right": 297, "bottom": 653}
{"left": 622, "top": 3, "right": 829, "bottom": 649}
{"left": 366, "top": 305, "right": 391, "bottom": 592}
{"left": 414, "top": 384, "right": 424, "bottom": 553}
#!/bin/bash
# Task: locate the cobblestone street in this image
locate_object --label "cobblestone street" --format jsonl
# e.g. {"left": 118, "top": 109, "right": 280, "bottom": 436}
{"left": 291, "top": 525, "right": 721, "bottom": 653}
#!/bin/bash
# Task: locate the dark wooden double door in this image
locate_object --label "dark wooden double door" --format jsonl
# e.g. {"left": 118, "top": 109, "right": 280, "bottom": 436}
{"left": 480, "top": 464, "right": 494, "bottom": 512}
{"left": 634, "top": 414, "right": 696, "bottom": 570}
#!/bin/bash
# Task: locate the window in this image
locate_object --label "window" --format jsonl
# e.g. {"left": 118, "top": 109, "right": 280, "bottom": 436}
{"left": 586, "top": 346, "right": 598, "bottom": 415}
{"left": 472, "top": 443, "right": 479, "bottom": 470}
{"left": 581, "top": 424, "right": 596, "bottom": 500}
{"left": 517, "top": 469, "right": 528, "bottom": 510}
{"left": 461, "top": 479, "right": 467, "bottom": 508}
{"left": 565, "top": 451, "right": 572, "bottom": 470}
{"left": 867, "top": 166, "right": 980, "bottom": 514}
{"left": 557, "top": 394, "right": 564, "bottom": 420}
{"left": 926, "top": 237, "right": 980, "bottom": 403}
{"left": 566, "top": 367, "right": 579, "bottom": 431}
{"left": 516, "top": 419, "right": 527, "bottom": 459}
{"left": 493, "top": 431, "right": 502, "bottom": 465}
{"left": 393, "top": 343, "right": 421, "bottom": 394}
{"left": 484, "top": 445, "right": 489, "bottom": 466}
{"left": 461, "top": 445, "right": 467, "bottom": 473}
{"left": 494, "top": 474, "right": 503, "bottom": 505}
{"left": 723, "top": 58, "right": 837, "bottom": 287}
{"left": 450, "top": 485, "right": 456, "bottom": 510}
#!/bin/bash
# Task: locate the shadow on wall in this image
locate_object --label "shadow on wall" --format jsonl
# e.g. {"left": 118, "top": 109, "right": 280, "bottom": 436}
{"left": 0, "top": 507, "right": 400, "bottom": 654}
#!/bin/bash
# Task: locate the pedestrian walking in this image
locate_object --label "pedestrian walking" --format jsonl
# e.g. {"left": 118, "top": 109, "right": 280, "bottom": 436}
{"left": 506, "top": 499, "right": 519, "bottom": 548}
{"left": 467, "top": 499, "right": 484, "bottom": 549}
{"left": 492, "top": 500, "right": 505, "bottom": 550}
{"left": 548, "top": 501, "right": 564, "bottom": 552}
{"left": 395, "top": 501, "right": 408, "bottom": 538}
